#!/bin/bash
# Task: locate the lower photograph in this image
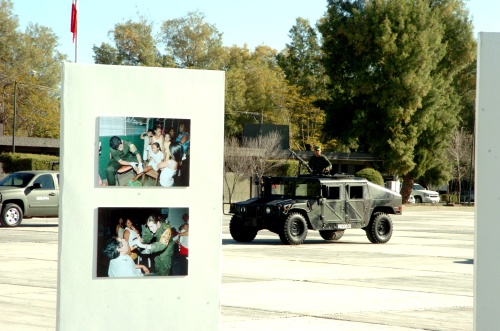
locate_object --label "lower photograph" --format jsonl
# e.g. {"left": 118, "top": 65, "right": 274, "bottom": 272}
{"left": 96, "top": 207, "right": 189, "bottom": 278}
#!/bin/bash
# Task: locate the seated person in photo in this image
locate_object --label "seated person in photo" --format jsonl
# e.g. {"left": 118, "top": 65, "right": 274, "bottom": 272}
{"left": 168, "top": 127, "right": 176, "bottom": 142}
{"left": 152, "top": 125, "right": 164, "bottom": 147}
{"left": 106, "top": 136, "right": 143, "bottom": 186}
{"left": 140, "top": 129, "right": 154, "bottom": 160}
{"left": 163, "top": 132, "right": 172, "bottom": 161}
{"left": 116, "top": 217, "right": 125, "bottom": 239}
{"left": 157, "top": 142, "right": 183, "bottom": 187}
{"left": 103, "top": 237, "right": 149, "bottom": 277}
{"left": 176, "top": 122, "right": 190, "bottom": 156}
{"left": 123, "top": 218, "right": 141, "bottom": 261}
{"left": 172, "top": 223, "right": 189, "bottom": 276}
{"left": 132, "top": 142, "right": 165, "bottom": 182}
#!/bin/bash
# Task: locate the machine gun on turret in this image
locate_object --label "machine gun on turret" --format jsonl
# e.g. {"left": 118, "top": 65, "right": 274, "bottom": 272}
{"left": 288, "top": 148, "right": 313, "bottom": 174}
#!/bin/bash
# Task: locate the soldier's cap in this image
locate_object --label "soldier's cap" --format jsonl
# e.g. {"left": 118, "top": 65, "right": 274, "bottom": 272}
{"left": 313, "top": 145, "right": 322, "bottom": 151}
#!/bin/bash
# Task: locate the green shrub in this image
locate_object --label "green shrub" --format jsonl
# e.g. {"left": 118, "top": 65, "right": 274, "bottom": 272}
{"left": 355, "top": 168, "right": 384, "bottom": 186}
{"left": 0, "top": 152, "right": 59, "bottom": 173}
{"left": 267, "top": 160, "right": 299, "bottom": 176}
{"left": 441, "top": 194, "right": 458, "bottom": 203}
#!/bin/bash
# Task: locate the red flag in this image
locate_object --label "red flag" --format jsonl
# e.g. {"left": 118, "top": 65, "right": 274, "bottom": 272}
{"left": 70, "top": 1, "right": 77, "bottom": 42}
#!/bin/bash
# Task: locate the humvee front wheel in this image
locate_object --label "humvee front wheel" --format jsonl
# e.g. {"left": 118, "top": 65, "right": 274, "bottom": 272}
{"left": 229, "top": 216, "right": 257, "bottom": 242}
{"left": 319, "top": 230, "right": 344, "bottom": 241}
{"left": 366, "top": 212, "right": 393, "bottom": 244}
{"left": 282, "top": 213, "right": 308, "bottom": 245}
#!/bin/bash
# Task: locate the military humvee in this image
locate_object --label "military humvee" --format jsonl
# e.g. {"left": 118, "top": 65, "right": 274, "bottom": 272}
{"left": 229, "top": 152, "right": 402, "bottom": 245}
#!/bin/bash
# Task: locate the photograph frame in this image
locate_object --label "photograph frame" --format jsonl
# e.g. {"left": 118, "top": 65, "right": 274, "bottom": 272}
{"left": 97, "top": 116, "right": 191, "bottom": 188}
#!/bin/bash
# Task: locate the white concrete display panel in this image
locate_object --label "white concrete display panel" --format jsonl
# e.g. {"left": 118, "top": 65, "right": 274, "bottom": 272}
{"left": 58, "top": 63, "right": 224, "bottom": 330}
{"left": 474, "top": 33, "right": 500, "bottom": 330}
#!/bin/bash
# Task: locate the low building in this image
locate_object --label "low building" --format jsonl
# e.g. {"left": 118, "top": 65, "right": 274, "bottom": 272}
{"left": 0, "top": 136, "right": 59, "bottom": 156}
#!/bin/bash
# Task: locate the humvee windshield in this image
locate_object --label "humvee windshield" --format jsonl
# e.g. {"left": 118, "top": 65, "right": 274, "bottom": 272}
{"left": 262, "top": 177, "right": 320, "bottom": 199}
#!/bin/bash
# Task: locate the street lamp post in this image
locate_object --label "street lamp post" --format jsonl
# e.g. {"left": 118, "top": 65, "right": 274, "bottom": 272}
{"left": 12, "top": 80, "right": 17, "bottom": 153}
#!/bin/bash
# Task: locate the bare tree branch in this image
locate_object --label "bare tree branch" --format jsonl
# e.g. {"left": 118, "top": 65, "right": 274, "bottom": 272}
{"left": 223, "top": 131, "right": 285, "bottom": 203}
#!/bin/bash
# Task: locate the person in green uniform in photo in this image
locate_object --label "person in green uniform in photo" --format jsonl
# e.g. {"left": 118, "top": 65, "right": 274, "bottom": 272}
{"left": 106, "top": 136, "right": 143, "bottom": 186}
{"left": 133, "top": 215, "right": 175, "bottom": 276}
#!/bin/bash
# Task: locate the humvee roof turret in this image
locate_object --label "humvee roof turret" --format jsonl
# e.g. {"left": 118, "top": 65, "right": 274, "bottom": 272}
{"left": 229, "top": 173, "right": 402, "bottom": 245}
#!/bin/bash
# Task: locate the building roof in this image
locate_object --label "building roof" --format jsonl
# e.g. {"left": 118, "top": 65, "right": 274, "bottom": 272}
{"left": 0, "top": 136, "right": 60, "bottom": 155}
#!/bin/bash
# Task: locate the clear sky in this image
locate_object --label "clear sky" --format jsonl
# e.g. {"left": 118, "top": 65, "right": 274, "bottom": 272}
{"left": 11, "top": 0, "right": 498, "bottom": 64}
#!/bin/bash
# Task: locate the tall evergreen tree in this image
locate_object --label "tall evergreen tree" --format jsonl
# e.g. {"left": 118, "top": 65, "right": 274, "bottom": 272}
{"left": 318, "top": 0, "right": 475, "bottom": 201}
{"left": 277, "top": 18, "right": 329, "bottom": 149}
{"left": 277, "top": 17, "right": 327, "bottom": 99}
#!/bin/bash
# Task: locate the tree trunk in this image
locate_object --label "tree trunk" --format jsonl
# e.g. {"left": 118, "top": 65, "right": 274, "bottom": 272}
{"left": 401, "top": 174, "right": 414, "bottom": 204}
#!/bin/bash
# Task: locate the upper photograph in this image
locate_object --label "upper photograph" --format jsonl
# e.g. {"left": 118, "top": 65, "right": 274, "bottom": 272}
{"left": 97, "top": 117, "right": 190, "bottom": 187}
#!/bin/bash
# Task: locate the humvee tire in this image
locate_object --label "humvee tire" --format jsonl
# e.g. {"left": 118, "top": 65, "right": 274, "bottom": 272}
{"left": 319, "top": 230, "right": 344, "bottom": 241}
{"left": 366, "top": 212, "right": 393, "bottom": 243}
{"left": 282, "top": 212, "right": 308, "bottom": 245}
{"left": 229, "top": 216, "right": 257, "bottom": 242}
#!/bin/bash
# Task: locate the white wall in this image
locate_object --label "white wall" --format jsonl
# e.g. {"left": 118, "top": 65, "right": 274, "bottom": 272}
{"left": 58, "top": 63, "right": 224, "bottom": 331}
{"left": 474, "top": 33, "right": 500, "bottom": 331}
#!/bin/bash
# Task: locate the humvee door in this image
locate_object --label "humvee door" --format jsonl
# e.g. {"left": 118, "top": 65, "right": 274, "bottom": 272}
{"left": 322, "top": 185, "right": 345, "bottom": 223}
{"left": 345, "top": 184, "right": 367, "bottom": 223}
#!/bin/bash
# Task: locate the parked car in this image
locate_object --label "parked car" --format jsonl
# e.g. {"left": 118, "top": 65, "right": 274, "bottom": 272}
{"left": 0, "top": 171, "right": 59, "bottom": 227}
{"left": 411, "top": 184, "right": 440, "bottom": 203}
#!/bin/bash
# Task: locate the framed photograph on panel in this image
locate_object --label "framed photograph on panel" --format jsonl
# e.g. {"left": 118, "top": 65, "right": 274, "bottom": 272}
{"left": 96, "top": 207, "right": 189, "bottom": 277}
{"left": 97, "top": 117, "right": 191, "bottom": 187}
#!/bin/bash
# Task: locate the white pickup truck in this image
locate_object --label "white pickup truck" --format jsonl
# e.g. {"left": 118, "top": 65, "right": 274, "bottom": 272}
{"left": 411, "top": 183, "right": 440, "bottom": 203}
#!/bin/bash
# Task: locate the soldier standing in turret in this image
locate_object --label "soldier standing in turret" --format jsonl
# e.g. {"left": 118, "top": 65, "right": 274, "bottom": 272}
{"left": 308, "top": 145, "right": 332, "bottom": 175}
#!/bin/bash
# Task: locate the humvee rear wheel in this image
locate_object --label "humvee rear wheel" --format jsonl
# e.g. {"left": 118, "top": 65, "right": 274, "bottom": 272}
{"left": 229, "top": 216, "right": 257, "bottom": 242}
{"left": 319, "top": 230, "right": 344, "bottom": 241}
{"left": 282, "top": 213, "right": 308, "bottom": 245}
{"left": 366, "top": 212, "right": 393, "bottom": 244}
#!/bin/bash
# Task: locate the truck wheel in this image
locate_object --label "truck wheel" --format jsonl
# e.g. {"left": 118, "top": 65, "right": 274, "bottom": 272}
{"left": 366, "top": 212, "right": 393, "bottom": 244}
{"left": 414, "top": 196, "right": 422, "bottom": 203}
{"left": 319, "top": 230, "right": 344, "bottom": 241}
{"left": 229, "top": 216, "right": 257, "bottom": 242}
{"left": 1, "top": 203, "right": 23, "bottom": 227}
{"left": 282, "top": 213, "right": 308, "bottom": 245}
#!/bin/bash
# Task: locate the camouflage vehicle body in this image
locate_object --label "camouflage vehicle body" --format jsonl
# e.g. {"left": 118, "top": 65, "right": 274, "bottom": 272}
{"left": 229, "top": 174, "right": 402, "bottom": 245}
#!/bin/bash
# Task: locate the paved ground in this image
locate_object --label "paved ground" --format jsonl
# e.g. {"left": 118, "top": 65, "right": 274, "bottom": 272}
{"left": 0, "top": 206, "right": 474, "bottom": 330}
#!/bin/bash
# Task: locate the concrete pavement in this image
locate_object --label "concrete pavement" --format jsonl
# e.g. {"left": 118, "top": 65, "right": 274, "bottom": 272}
{"left": 0, "top": 206, "right": 474, "bottom": 330}
{"left": 220, "top": 206, "right": 474, "bottom": 331}
{"left": 0, "top": 219, "right": 57, "bottom": 331}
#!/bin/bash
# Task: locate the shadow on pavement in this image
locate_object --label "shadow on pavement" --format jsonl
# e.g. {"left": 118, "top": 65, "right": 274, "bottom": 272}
{"left": 18, "top": 223, "right": 59, "bottom": 228}
{"left": 222, "top": 238, "right": 368, "bottom": 246}
{"left": 454, "top": 258, "right": 474, "bottom": 264}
